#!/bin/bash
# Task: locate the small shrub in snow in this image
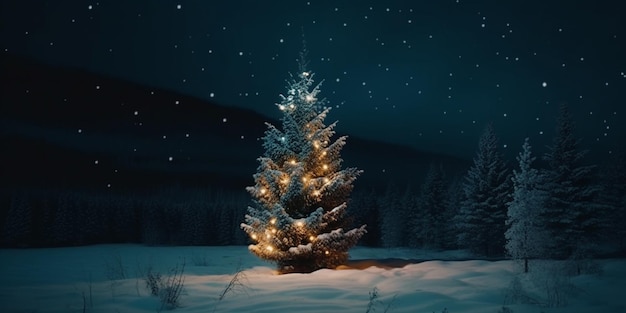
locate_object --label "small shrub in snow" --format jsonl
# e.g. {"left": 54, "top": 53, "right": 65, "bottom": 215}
{"left": 145, "top": 266, "right": 162, "bottom": 296}
{"left": 143, "top": 261, "right": 186, "bottom": 310}
{"left": 217, "top": 264, "right": 249, "bottom": 301}
{"left": 365, "top": 286, "right": 379, "bottom": 313}
{"left": 365, "top": 286, "right": 396, "bottom": 313}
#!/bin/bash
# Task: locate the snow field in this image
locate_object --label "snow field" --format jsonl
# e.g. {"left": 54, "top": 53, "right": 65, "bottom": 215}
{"left": 0, "top": 245, "right": 624, "bottom": 313}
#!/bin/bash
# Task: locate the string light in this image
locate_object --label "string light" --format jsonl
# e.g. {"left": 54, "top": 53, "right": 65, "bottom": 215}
{"left": 270, "top": 218, "right": 277, "bottom": 225}
{"left": 296, "top": 221, "right": 304, "bottom": 227}
{"left": 251, "top": 234, "right": 257, "bottom": 240}
{"left": 271, "top": 228, "right": 277, "bottom": 234}
{"left": 323, "top": 164, "right": 328, "bottom": 170}
{"left": 260, "top": 188, "right": 267, "bottom": 194}
{"left": 313, "top": 141, "right": 320, "bottom": 148}
{"left": 267, "top": 246, "right": 274, "bottom": 252}
{"left": 309, "top": 235, "right": 315, "bottom": 241}
{"left": 323, "top": 177, "right": 330, "bottom": 183}
{"left": 325, "top": 250, "right": 329, "bottom": 255}
{"left": 290, "top": 159, "right": 296, "bottom": 165}
{"left": 313, "top": 190, "right": 320, "bottom": 196}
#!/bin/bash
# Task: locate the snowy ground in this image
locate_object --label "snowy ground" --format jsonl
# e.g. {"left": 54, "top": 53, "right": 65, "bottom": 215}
{"left": 1, "top": 245, "right": 624, "bottom": 313}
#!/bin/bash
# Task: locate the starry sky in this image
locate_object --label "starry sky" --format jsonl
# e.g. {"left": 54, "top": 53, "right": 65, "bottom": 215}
{"left": 2, "top": 0, "right": 625, "bottom": 161}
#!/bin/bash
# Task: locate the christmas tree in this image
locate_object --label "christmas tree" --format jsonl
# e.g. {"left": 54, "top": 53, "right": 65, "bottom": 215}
{"left": 241, "top": 49, "right": 366, "bottom": 274}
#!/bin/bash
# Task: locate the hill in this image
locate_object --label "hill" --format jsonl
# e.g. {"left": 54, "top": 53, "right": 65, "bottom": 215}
{"left": 0, "top": 53, "right": 469, "bottom": 194}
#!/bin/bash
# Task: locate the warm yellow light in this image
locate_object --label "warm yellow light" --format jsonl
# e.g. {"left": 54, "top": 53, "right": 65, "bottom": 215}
{"left": 271, "top": 228, "right": 277, "bottom": 234}
{"left": 322, "top": 151, "right": 327, "bottom": 156}
{"left": 302, "top": 177, "right": 308, "bottom": 183}
{"left": 289, "top": 104, "right": 295, "bottom": 109}
{"left": 260, "top": 188, "right": 267, "bottom": 194}
{"left": 325, "top": 250, "right": 329, "bottom": 255}
{"left": 270, "top": 218, "right": 276, "bottom": 225}
{"left": 323, "top": 177, "right": 329, "bottom": 183}
{"left": 290, "top": 159, "right": 296, "bottom": 165}
{"left": 322, "top": 164, "right": 328, "bottom": 170}
{"left": 281, "top": 178, "right": 289, "bottom": 184}
{"left": 266, "top": 233, "right": 271, "bottom": 239}
{"left": 251, "top": 234, "right": 257, "bottom": 240}
{"left": 267, "top": 246, "right": 274, "bottom": 252}
{"left": 296, "top": 221, "right": 304, "bottom": 227}
{"left": 309, "top": 235, "right": 315, "bottom": 241}
{"left": 312, "top": 190, "right": 320, "bottom": 196}
{"left": 305, "top": 94, "right": 314, "bottom": 102}
{"left": 313, "top": 141, "right": 320, "bottom": 148}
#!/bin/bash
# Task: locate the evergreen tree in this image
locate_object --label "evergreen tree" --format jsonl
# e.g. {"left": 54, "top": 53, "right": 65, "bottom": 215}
{"left": 506, "top": 138, "right": 549, "bottom": 273}
{"left": 348, "top": 189, "right": 380, "bottom": 247}
{"left": 457, "top": 123, "right": 511, "bottom": 256}
{"left": 542, "top": 104, "right": 603, "bottom": 258}
{"left": 413, "top": 164, "right": 447, "bottom": 249}
{"left": 442, "top": 177, "right": 463, "bottom": 249}
{"left": 241, "top": 49, "right": 366, "bottom": 273}
{"left": 2, "top": 192, "right": 33, "bottom": 247}
{"left": 379, "top": 183, "right": 404, "bottom": 247}
{"left": 598, "top": 152, "right": 626, "bottom": 253}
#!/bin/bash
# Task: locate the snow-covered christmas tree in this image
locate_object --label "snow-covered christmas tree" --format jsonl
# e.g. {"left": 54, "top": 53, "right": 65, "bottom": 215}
{"left": 241, "top": 49, "right": 366, "bottom": 274}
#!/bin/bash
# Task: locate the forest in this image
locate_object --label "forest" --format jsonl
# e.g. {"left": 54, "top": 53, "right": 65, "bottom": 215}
{"left": 3, "top": 105, "right": 624, "bottom": 263}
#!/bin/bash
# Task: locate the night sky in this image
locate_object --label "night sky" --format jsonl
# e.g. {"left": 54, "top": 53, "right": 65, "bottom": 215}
{"left": 1, "top": 0, "right": 625, "bottom": 160}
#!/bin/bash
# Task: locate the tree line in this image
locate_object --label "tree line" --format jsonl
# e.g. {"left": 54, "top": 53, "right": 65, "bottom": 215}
{"left": 0, "top": 186, "right": 248, "bottom": 247}
{"left": 351, "top": 105, "right": 625, "bottom": 262}
{"left": 2, "top": 105, "right": 624, "bottom": 261}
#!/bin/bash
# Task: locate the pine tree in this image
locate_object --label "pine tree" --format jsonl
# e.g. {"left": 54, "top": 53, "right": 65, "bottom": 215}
{"left": 598, "top": 152, "right": 626, "bottom": 253}
{"left": 241, "top": 49, "right": 366, "bottom": 273}
{"left": 442, "top": 177, "right": 463, "bottom": 249}
{"left": 506, "top": 138, "right": 549, "bottom": 273}
{"left": 542, "top": 104, "right": 603, "bottom": 258}
{"left": 2, "top": 192, "right": 33, "bottom": 247}
{"left": 415, "top": 164, "right": 447, "bottom": 249}
{"left": 457, "top": 123, "right": 511, "bottom": 256}
{"left": 379, "top": 183, "right": 404, "bottom": 248}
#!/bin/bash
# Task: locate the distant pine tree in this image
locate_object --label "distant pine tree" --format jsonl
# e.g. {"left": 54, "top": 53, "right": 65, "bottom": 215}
{"left": 378, "top": 183, "right": 404, "bottom": 248}
{"left": 2, "top": 192, "right": 33, "bottom": 247}
{"left": 598, "top": 152, "right": 626, "bottom": 254}
{"left": 414, "top": 164, "right": 447, "bottom": 249}
{"left": 457, "top": 124, "right": 511, "bottom": 256}
{"left": 542, "top": 104, "right": 604, "bottom": 258}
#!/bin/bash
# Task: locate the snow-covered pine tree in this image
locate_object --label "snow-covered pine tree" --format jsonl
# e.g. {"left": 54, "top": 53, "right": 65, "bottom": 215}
{"left": 241, "top": 49, "right": 366, "bottom": 273}
{"left": 457, "top": 123, "right": 511, "bottom": 256}
{"left": 505, "top": 138, "right": 549, "bottom": 273}
{"left": 542, "top": 104, "right": 603, "bottom": 259}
